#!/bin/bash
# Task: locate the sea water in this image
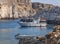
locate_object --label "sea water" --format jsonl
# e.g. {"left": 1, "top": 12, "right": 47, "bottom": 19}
{"left": 0, "top": 19, "right": 53, "bottom": 44}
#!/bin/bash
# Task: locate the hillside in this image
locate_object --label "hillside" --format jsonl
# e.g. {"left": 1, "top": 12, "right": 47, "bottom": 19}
{"left": 32, "top": 2, "right": 60, "bottom": 20}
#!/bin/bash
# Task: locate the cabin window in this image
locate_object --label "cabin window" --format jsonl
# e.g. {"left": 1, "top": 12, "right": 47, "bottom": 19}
{"left": 20, "top": 19, "right": 33, "bottom": 22}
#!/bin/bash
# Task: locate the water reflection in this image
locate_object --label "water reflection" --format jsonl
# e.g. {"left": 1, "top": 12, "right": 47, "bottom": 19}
{"left": 0, "top": 20, "right": 53, "bottom": 44}
{"left": 18, "top": 26, "right": 53, "bottom": 36}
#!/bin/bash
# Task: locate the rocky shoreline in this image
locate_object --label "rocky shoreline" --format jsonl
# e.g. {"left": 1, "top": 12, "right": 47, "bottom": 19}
{"left": 15, "top": 25, "right": 60, "bottom": 44}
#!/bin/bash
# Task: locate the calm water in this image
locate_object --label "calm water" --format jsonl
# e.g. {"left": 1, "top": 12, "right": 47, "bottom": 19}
{"left": 0, "top": 19, "right": 53, "bottom": 44}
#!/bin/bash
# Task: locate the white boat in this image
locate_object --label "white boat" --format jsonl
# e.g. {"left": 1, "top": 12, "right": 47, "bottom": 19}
{"left": 18, "top": 18, "right": 47, "bottom": 27}
{"left": 40, "top": 18, "right": 47, "bottom": 27}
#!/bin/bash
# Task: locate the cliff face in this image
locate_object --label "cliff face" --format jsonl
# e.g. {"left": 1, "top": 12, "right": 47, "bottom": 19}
{"left": 32, "top": 2, "right": 54, "bottom": 10}
{"left": 0, "top": 0, "right": 60, "bottom": 19}
{"left": 0, "top": 0, "right": 32, "bottom": 19}
{"left": 32, "top": 2, "right": 60, "bottom": 20}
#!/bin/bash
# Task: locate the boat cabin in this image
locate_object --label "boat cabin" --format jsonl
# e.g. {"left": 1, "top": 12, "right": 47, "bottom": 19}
{"left": 20, "top": 18, "right": 33, "bottom": 22}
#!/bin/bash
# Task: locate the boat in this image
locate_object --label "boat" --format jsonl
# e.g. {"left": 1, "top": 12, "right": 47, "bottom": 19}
{"left": 40, "top": 18, "right": 47, "bottom": 27}
{"left": 18, "top": 18, "right": 47, "bottom": 27}
{"left": 15, "top": 34, "right": 35, "bottom": 39}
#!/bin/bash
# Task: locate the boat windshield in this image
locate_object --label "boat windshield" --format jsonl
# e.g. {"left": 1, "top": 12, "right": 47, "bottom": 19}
{"left": 20, "top": 19, "right": 33, "bottom": 22}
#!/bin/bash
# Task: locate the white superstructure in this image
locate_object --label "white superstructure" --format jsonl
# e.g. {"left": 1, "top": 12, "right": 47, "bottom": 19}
{"left": 18, "top": 18, "right": 47, "bottom": 27}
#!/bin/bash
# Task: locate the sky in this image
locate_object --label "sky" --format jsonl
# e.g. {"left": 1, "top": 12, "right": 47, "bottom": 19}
{"left": 32, "top": 0, "right": 60, "bottom": 6}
